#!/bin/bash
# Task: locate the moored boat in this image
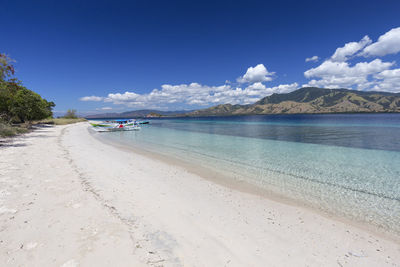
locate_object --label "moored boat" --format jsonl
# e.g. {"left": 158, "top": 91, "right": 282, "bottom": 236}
{"left": 90, "top": 119, "right": 141, "bottom": 132}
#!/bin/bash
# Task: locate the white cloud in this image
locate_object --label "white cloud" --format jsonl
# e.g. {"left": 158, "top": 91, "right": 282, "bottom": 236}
{"left": 361, "top": 27, "right": 400, "bottom": 57}
{"left": 80, "top": 27, "right": 400, "bottom": 111}
{"left": 330, "top": 35, "right": 371, "bottom": 62}
{"left": 237, "top": 64, "right": 275, "bottom": 83}
{"left": 303, "top": 27, "right": 400, "bottom": 92}
{"left": 79, "top": 95, "right": 103, "bottom": 101}
{"left": 245, "top": 82, "right": 299, "bottom": 96}
{"left": 245, "top": 82, "right": 266, "bottom": 91}
{"left": 267, "top": 83, "right": 299, "bottom": 94}
{"left": 105, "top": 91, "right": 140, "bottom": 102}
{"left": 95, "top": 106, "right": 113, "bottom": 111}
{"left": 80, "top": 81, "right": 299, "bottom": 109}
{"left": 304, "top": 59, "right": 394, "bottom": 89}
{"left": 80, "top": 64, "right": 298, "bottom": 108}
{"left": 372, "top": 68, "right": 400, "bottom": 92}
{"left": 305, "top": 59, "right": 393, "bottom": 79}
{"left": 305, "top": 56, "right": 319, "bottom": 62}
{"left": 103, "top": 83, "right": 249, "bottom": 107}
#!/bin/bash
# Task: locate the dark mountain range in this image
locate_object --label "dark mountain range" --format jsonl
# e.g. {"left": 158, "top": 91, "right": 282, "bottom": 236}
{"left": 187, "top": 87, "right": 400, "bottom": 116}
{"left": 85, "top": 88, "right": 400, "bottom": 118}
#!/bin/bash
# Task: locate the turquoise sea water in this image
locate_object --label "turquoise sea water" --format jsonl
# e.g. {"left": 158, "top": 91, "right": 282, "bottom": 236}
{"left": 95, "top": 114, "right": 400, "bottom": 235}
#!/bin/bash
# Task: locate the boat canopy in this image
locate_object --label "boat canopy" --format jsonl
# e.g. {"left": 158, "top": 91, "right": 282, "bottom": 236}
{"left": 114, "top": 119, "right": 134, "bottom": 124}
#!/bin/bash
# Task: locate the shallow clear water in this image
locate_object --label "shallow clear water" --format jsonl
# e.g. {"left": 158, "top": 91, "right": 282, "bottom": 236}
{"left": 95, "top": 114, "right": 400, "bottom": 235}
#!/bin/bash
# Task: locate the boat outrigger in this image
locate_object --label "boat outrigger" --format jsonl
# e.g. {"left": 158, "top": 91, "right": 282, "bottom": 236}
{"left": 90, "top": 119, "right": 141, "bottom": 132}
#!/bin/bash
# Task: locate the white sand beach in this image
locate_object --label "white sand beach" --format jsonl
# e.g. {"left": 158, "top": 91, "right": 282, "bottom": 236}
{"left": 0, "top": 122, "right": 399, "bottom": 266}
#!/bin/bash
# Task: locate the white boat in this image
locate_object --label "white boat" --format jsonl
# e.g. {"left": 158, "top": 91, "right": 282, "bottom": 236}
{"left": 90, "top": 119, "right": 141, "bottom": 132}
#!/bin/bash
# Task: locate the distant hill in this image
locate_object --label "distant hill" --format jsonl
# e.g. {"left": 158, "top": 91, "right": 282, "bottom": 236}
{"left": 86, "top": 88, "right": 400, "bottom": 118}
{"left": 187, "top": 87, "right": 400, "bottom": 116}
{"left": 85, "top": 109, "right": 190, "bottom": 119}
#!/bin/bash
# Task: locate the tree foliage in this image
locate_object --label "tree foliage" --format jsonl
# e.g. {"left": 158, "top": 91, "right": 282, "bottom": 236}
{"left": 64, "top": 109, "right": 78, "bottom": 119}
{"left": 0, "top": 53, "right": 55, "bottom": 122}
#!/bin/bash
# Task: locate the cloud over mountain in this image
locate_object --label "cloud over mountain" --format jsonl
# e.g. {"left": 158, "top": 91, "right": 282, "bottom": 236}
{"left": 330, "top": 36, "right": 371, "bottom": 62}
{"left": 236, "top": 64, "right": 275, "bottom": 83}
{"left": 80, "top": 64, "right": 298, "bottom": 109}
{"left": 303, "top": 27, "right": 400, "bottom": 92}
{"left": 80, "top": 27, "right": 400, "bottom": 110}
{"left": 361, "top": 27, "right": 400, "bottom": 57}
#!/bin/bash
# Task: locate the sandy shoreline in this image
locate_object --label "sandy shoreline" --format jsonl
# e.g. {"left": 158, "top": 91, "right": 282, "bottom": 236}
{"left": 1, "top": 122, "right": 399, "bottom": 266}
{"left": 94, "top": 130, "right": 400, "bottom": 242}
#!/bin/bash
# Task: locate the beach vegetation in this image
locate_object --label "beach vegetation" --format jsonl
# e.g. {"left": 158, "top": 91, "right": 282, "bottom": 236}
{"left": 0, "top": 53, "right": 55, "bottom": 123}
{"left": 63, "top": 109, "right": 78, "bottom": 119}
{"left": 0, "top": 122, "right": 29, "bottom": 137}
{"left": 37, "top": 117, "right": 86, "bottom": 125}
{"left": 0, "top": 53, "right": 58, "bottom": 137}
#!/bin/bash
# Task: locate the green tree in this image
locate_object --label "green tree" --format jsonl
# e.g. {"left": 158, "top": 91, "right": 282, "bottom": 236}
{"left": 64, "top": 109, "right": 78, "bottom": 119}
{"left": 11, "top": 86, "right": 55, "bottom": 122}
{"left": 0, "top": 54, "right": 15, "bottom": 81}
{"left": 0, "top": 53, "right": 55, "bottom": 123}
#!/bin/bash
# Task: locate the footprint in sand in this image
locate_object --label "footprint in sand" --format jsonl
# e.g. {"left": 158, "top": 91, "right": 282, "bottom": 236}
{"left": 0, "top": 206, "right": 18, "bottom": 214}
{"left": 25, "top": 242, "right": 38, "bottom": 250}
{"left": 72, "top": 203, "right": 82, "bottom": 209}
{"left": 0, "top": 190, "right": 11, "bottom": 201}
{"left": 61, "top": 259, "right": 78, "bottom": 267}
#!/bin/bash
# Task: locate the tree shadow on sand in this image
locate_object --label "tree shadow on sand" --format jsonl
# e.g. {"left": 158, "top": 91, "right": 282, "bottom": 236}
{"left": 0, "top": 140, "right": 27, "bottom": 148}
{"left": 0, "top": 124, "right": 55, "bottom": 147}
{"left": 32, "top": 124, "right": 55, "bottom": 129}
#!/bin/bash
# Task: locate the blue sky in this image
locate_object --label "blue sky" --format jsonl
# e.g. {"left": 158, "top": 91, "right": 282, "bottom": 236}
{"left": 1, "top": 0, "right": 400, "bottom": 115}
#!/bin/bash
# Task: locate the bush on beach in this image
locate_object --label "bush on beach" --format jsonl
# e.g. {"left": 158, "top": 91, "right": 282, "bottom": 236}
{"left": 63, "top": 109, "right": 78, "bottom": 119}
{"left": 0, "top": 53, "right": 87, "bottom": 138}
{"left": 0, "top": 53, "right": 55, "bottom": 124}
{"left": 37, "top": 117, "right": 86, "bottom": 125}
{"left": 0, "top": 122, "right": 29, "bottom": 137}
{"left": 0, "top": 53, "right": 62, "bottom": 137}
